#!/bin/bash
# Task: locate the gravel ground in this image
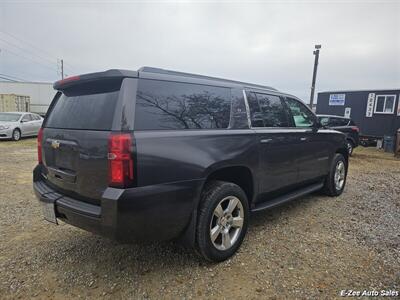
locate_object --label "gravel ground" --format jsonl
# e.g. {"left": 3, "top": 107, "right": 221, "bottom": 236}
{"left": 0, "top": 138, "right": 399, "bottom": 299}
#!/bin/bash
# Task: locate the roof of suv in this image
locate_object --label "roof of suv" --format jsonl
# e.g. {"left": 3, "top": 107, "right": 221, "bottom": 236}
{"left": 138, "top": 67, "right": 278, "bottom": 92}
{"left": 54, "top": 67, "right": 278, "bottom": 93}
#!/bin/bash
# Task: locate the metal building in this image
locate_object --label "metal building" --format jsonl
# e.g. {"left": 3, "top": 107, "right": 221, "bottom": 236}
{"left": 0, "top": 81, "right": 55, "bottom": 115}
{"left": 316, "top": 89, "right": 400, "bottom": 139}
{"left": 0, "top": 94, "right": 31, "bottom": 112}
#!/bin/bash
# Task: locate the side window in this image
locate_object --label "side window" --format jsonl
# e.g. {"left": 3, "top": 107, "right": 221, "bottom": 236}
{"left": 246, "top": 92, "right": 264, "bottom": 127}
{"left": 285, "top": 97, "right": 316, "bottom": 128}
{"left": 21, "top": 114, "right": 32, "bottom": 122}
{"left": 30, "top": 114, "right": 38, "bottom": 120}
{"left": 254, "top": 93, "right": 289, "bottom": 127}
{"left": 135, "top": 79, "right": 231, "bottom": 130}
{"left": 246, "top": 92, "right": 289, "bottom": 127}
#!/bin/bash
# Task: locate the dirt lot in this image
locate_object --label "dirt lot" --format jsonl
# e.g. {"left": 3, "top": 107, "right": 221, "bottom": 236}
{"left": 0, "top": 138, "right": 399, "bottom": 299}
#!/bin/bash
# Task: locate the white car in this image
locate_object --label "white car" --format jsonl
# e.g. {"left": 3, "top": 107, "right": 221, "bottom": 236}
{"left": 0, "top": 112, "right": 43, "bottom": 141}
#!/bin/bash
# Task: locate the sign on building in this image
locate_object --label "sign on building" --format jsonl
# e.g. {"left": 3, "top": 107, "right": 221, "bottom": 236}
{"left": 344, "top": 107, "right": 351, "bottom": 118}
{"left": 366, "top": 93, "right": 375, "bottom": 117}
{"left": 329, "top": 94, "right": 346, "bottom": 106}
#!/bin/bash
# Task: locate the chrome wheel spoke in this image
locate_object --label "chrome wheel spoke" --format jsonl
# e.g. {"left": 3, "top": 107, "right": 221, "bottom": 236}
{"left": 214, "top": 204, "right": 224, "bottom": 218}
{"left": 226, "top": 197, "right": 239, "bottom": 214}
{"left": 210, "top": 225, "right": 222, "bottom": 242}
{"left": 222, "top": 231, "right": 231, "bottom": 249}
{"left": 231, "top": 216, "right": 243, "bottom": 228}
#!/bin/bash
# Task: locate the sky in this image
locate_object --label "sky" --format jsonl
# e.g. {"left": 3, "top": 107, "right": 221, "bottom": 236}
{"left": 0, "top": 0, "right": 399, "bottom": 102}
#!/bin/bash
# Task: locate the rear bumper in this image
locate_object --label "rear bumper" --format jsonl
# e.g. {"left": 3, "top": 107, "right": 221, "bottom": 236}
{"left": 33, "top": 165, "right": 203, "bottom": 241}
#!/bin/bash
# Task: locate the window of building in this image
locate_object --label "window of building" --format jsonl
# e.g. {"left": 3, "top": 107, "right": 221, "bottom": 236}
{"left": 374, "top": 95, "right": 396, "bottom": 114}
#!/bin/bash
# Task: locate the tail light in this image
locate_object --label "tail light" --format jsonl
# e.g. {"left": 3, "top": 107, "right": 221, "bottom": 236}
{"left": 37, "top": 127, "right": 44, "bottom": 164}
{"left": 108, "top": 133, "right": 134, "bottom": 188}
{"left": 351, "top": 126, "right": 360, "bottom": 133}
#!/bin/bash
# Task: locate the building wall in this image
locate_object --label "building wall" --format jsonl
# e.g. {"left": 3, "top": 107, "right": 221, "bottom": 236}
{"left": 0, "top": 81, "right": 56, "bottom": 114}
{"left": 316, "top": 89, "right": 400, "bottom": 137}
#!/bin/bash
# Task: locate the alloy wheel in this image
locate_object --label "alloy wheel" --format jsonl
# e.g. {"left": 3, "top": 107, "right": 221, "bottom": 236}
{"left": 209, "top": 196, "right": 244, "bottom": 251}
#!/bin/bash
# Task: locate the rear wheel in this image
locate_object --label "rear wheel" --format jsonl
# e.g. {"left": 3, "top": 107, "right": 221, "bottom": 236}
{"left": 196, "top": 181, "right": 249, "bottom": 262}
{"left": 323, "top": 153, "right": 347, "bottom": 196}
{"left": 12, "top": 129, "right": 21, "bottom": 141}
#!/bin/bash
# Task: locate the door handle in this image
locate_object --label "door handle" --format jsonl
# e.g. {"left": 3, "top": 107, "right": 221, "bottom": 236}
{"left": 300, "top": 137, "right": 308, "bottom": 141}
{"left": 260, "top": 138, "right": 273, "bottom": 144}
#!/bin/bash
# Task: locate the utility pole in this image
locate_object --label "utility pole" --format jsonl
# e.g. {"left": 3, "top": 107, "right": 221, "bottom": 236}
{"left": 61, "top": 59, "right": 64, "bottom": 79}
{"left": 309, "top": 44, "right": 321, "bottom": 110}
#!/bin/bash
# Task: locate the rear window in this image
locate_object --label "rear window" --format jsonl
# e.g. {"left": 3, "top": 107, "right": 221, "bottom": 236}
{"left": 46, "top": 81, "right": 121, "bottom": 130}
{"left": 135, "top": 79, "right": 231, "bottom": 130}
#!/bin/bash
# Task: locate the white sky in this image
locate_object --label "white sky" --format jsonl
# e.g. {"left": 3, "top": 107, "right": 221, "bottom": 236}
{"left": 0, "top": 0, "right": 399, "bottom": 102}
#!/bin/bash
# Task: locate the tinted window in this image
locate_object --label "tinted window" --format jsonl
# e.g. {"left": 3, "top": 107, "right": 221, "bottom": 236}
{"left": 285, "top": 97, "right": 315, "bottom": 128}
{"left": 246, "top": 92, "right": 264, "bottom": 127}
{"left": 46, "top": 89, "right": 120, "bottom": 130}
{"left": 135, "top": 79, "right": 231, "bottom": 130}
{"left": 254, "top": 93, "right": 289, "bottom": 127}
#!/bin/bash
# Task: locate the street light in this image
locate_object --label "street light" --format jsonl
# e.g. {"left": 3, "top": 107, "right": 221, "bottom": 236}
{"left": 309, "top": 44, "right": 322, "bottom": 110}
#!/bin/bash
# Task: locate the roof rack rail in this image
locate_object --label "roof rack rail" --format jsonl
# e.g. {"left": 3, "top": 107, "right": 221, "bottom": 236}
{"left": 138, "top": 66, "right": 277, "bottom": 91}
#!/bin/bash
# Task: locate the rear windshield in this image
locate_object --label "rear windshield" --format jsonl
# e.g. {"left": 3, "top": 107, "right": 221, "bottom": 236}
{"left": 45, "top": 81, "right": 121, "bottom": 130}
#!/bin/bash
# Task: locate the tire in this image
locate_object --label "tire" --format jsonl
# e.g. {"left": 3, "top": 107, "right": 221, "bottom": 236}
{"left": 323, "top": 153, "right": 347, "bottom": 196}
{"left": 196, "top": 180, "right": 249, "bottom": 262}
{"left": 346, "top": 140, "right": 354, "bottom": 156}
{"left": 12, "top": 129, "right": 21, "bottom": 141}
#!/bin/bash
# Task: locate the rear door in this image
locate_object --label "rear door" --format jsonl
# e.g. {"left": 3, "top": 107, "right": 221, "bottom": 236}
{"left": 41, "top": 78, "right": 125, "bottom": 204}
{"left": 245, "top": 91, "right": 298, "bottom": 197}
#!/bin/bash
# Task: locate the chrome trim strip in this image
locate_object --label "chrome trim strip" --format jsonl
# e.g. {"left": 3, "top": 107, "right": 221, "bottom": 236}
{"left": 242, "top": 90, "right": 252, "bottom": 129}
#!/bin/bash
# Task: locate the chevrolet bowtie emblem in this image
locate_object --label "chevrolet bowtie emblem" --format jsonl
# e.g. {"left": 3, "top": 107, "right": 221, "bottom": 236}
{"left": 51, "top": 140, "right": 60, "bottom": 149}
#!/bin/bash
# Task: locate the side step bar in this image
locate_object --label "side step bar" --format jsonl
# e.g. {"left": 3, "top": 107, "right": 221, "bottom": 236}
{"left": 251, "top": 182, "right": 324, "bottom": 212}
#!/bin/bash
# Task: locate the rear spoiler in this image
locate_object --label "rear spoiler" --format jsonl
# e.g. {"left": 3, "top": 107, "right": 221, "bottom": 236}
{"left": 53, "top": 69, "right": 138, "bottom": 90}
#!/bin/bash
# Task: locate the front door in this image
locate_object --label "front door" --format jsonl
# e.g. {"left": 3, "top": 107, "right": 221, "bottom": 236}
{"left": 284, "top": 97, "right": 330, "bottom": 182}
{"left": 245, "top": 91, "right": 299, "bottom": 197}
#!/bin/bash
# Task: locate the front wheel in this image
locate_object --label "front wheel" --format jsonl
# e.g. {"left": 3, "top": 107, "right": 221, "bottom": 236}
{"left": 323, "top": 153, "right": 347, "bottom": 196}
{"left": 12, "top": 129, "right": 21, "bottom": 141}
{"left": 196, "top": 181, "right": 249, "bottom": 262}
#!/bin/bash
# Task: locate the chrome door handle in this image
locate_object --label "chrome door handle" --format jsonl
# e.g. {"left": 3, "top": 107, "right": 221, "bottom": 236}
{"left": 260, "top": 138, "right": 273, "bottom": 143}
{"left": 300, "top": 137, "right": 308, "bottom": 141}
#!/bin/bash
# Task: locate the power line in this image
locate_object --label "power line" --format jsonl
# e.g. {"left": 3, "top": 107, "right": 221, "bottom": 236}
{"left": 0, "top": 36, "right": 57, "bottom": 69}
{"left": 0, "top": 30, "right": 78, "bottom": 74}
{"left": 0, "top": 47, "right": 59, "bottom": 73}
{"left": 0, "top": 30, "right": 58, "bottom": 61}
{"left": 0, "top": 76, "right": 19, "bottom": 82}
{"left": 0, "top": 73, "right": 28, "bottom": 81}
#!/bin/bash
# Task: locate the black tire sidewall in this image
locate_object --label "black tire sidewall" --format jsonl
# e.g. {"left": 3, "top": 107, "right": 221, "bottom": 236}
{"left": 325, "top": 153, "right": 347, "bottom": 196}
{"left": 196, "top": 181, "right": 249, "bottom": 262}
{"left": 346, "top": 141, "right": 353, "bottom": 156}
{"left": 12, "top": 129, "right": 21, "bottom": 141}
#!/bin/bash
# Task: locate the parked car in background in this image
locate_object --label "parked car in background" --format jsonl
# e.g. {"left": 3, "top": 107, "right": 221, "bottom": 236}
{"left": 0, "top": 112, "right": 43, "bottom": 141}
{"left": 317, "top": 115, "right": 359, "bottom": 156}
{"left": 34, "top": 67, "right": 349, "bottom": 262}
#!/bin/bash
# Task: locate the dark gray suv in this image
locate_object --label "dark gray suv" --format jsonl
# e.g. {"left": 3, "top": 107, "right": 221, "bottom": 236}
{"left": 33, "top": 67, "right": 348, "bottom": 262}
